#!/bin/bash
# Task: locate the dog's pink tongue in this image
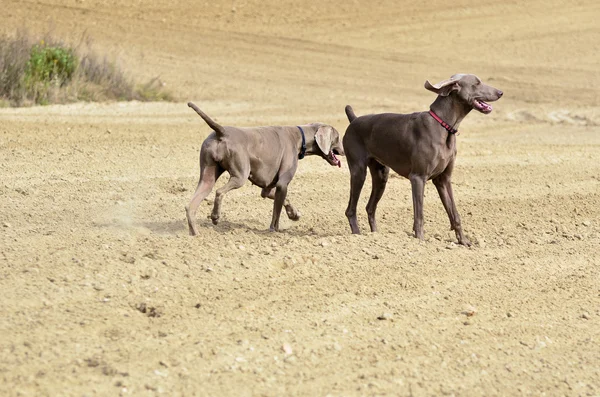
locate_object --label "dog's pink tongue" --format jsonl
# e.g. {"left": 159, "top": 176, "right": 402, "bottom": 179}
{"left": 332, "top": 152, "right": 341, "bottom": 167}
{"left": 479, "top": 100, "right": 493, "bottom": 113}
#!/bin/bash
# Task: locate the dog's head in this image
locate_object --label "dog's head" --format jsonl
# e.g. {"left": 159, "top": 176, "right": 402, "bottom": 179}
{"left": 425, "top": 74, "right": 503, "bottom": 114}
{"left": 310, "top": 124, "right": 344, "bottom": 167}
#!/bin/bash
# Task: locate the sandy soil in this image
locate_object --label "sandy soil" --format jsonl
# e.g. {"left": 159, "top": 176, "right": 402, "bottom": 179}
{"left": 1, "top": 1, "right": 600, "bottom": 396}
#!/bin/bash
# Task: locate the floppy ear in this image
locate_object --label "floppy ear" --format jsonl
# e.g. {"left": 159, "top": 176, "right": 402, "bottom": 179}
{"left": 315, "top": 126, "right": 333, "bottom": 154}
{"left": 424, "top": 77, "right": 461, "bottom": 97}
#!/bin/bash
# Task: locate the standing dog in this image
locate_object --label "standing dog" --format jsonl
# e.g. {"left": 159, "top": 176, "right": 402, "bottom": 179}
{"left": 343, "top": 74, "right": 503, "bottom": 245}
{"left": 186, "top": 102, "right": 344, "bottom": 235}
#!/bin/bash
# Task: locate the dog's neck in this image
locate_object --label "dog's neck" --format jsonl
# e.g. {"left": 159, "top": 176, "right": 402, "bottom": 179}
{"left": 429, "top": 95, "right": 472, "bottom": 131}
{"left": 296, "top": 126, "right": 307, "bottom": 159}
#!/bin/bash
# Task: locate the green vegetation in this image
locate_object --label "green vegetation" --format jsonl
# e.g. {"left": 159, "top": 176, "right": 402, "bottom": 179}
{"left": 0, "top": 31, "right": 173, "bottom": 106}
{"left": 23, "top": 43, "right": 78, "bottom": 104}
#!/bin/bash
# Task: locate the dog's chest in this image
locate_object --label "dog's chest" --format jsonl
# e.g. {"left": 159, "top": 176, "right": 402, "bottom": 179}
{"left": 429, "top": 146, "right": 456, "bottom": 178}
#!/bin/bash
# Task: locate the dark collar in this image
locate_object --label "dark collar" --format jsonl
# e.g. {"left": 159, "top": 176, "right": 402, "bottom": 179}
{"left": 297, "top": 126, "right": 306, "bottom": 159}
{"left": 429, "top": 109, "right": 458, "bottom": 135}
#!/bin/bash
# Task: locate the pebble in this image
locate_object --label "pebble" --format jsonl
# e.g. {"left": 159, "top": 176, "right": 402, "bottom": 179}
{"left": 582, "top": 221, "right": 591, "bottom": 227}
{"left": 282, "top": 343, "right": 293, "bottom": 355}
{"left": 377, "top": 312, "right": 393, "bottom": 321}
{"left": 461, "top": 305, "right": 477, "bottom": 317}
{"left": 581, "top": 313, "right": 590, "bottom": 320}
{"left": 2, "top": 222, "right": 10, "bottom": 228}
{"left": 284, "top": 355, "right": 297, "bottom": 364}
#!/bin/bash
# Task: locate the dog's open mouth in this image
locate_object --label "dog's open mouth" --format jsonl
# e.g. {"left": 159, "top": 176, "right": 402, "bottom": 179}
{"left": 328, "top": 151, "right": 341, "bottom": 167}
{"left": 473, "top": 99, "right": 493, "bottom": 114}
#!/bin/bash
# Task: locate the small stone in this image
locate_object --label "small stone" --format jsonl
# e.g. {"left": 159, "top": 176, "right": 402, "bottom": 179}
{"left": 377, "top": 312, "right": 393, "bottom": 321}
{"left": 282, "top": 343, "right": 293, "bottom": 355}
{"left": 507, "top": 312, "right": 513, "bottom": 318}
{"left": 581, "top": 313, "right": 590, "bottom": 320}
{"left": 238, "top": 245, "right": 245, "bottom": 251}
{"left": 205, "top": 267, "right": 213, "bottom": 272}
{"left": 461, "top": 305, "right": 477, "bottom": 317}
{"left": 2, "top": 222, "right": 10, "bottom": 228}
{"left": 283, "top": 355, "right": 297, "bottom": 364}
{"left": 582, "top": 221, "right": 591, "bottom": 227}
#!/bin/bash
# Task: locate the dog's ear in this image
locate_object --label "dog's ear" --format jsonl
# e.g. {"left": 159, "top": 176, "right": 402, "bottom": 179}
{"left": 315, "top": 125, "right": 333, "bottom": 154}
{"left": 425, "top": 77, "right": 461, "bottom": 97}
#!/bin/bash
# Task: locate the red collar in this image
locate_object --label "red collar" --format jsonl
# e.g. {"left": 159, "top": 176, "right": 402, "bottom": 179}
{"left": 429, "top": 110, "right": 458, "bottom": 135}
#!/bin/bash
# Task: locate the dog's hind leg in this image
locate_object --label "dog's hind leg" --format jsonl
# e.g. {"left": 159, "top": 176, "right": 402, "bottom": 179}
{"left": 366, "top": 158, "right": 390, "bottom": 232}
{"left": 344, "top": 154, "right": 367, "bottom": 234}
{"left": 186, "top": 163, "right": 224, "bottom": 236}
{"left": 211, "top": 173, "right": 247, "bottom": 225}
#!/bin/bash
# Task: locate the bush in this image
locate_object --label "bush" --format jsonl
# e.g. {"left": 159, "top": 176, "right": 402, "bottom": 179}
{"left": 0, "top": 31, "right": 30, "bottom": 103}
{"left": 0, "top": 30, "right": 174, "bottom": 106}
{"left": 23, "top": 43, "right": 78, "bottom": 104}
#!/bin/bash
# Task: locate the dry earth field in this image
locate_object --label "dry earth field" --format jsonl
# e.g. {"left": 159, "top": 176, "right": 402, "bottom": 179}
{"left": 1, "top": 1, "right": 600, "bottom": 396}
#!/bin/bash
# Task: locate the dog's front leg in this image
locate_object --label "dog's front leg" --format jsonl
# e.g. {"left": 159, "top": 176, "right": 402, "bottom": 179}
{"left": 433, "top": 175, "right": 470, "bottom": 246}
{"left": 409, "top": 174, "right": 426, "bottom": 240}
{"left": 261, "top": 187, "right": 300, "bottom": 221}
{"left": 269, "top": 184, "right": 288, "bottom": 232}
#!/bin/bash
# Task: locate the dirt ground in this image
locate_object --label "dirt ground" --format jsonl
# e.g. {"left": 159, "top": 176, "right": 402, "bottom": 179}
{"left": 1, "top": 1, "right": 600, "bottom": 396}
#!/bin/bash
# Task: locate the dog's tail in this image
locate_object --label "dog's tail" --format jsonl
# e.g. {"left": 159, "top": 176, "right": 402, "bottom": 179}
{"left": 188, "top": 102, "right": 225, "bottom": 136}
{"left": 345, "top": 105, "right": 357, "bottom": 122}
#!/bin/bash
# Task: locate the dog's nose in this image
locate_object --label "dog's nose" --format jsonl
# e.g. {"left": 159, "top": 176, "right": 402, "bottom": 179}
{"left": 497, "top": 90, "right": 503, "bottom": 97}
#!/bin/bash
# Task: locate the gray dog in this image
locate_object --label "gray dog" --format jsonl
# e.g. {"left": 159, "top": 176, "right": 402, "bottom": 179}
{"left": 343, "top": 74, "right": 503, "bottom": 245}
{"left": 186, "top": 102, "right": 344, "bottom": 235}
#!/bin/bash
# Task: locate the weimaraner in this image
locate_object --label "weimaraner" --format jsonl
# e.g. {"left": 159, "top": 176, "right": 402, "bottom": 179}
{"left": 186, "top": 102, "right": 344, "bottom": 235}
{"left": 343, "top": 74, "right": 503, "bottom": 245}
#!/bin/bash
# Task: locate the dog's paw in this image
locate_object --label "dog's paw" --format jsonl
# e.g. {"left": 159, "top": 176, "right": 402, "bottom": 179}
{"left": 209, "top": 214, "right": 220, "bottom": 225}
{"left": 286, "top": 208, "right": 301, "bottom": 221}
{"left": 458, "top": 238, "right": 472, "bottom": 247}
